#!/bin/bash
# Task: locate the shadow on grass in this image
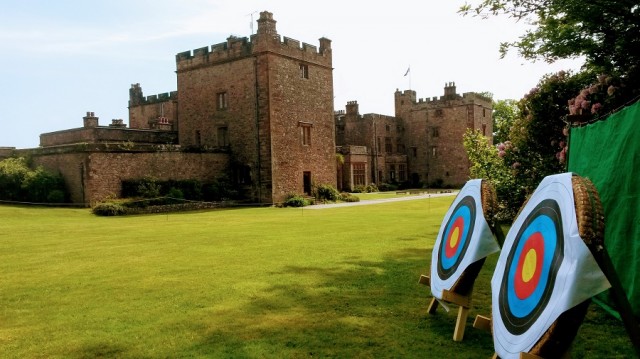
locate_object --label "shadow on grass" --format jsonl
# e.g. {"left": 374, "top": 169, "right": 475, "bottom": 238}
{"left": 184, "top": 247, "right": 496, "bottom": 358}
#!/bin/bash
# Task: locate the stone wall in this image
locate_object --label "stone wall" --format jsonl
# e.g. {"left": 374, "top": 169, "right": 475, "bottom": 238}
{"left": 40, "top": 127, "right": 178, "bottom": 147}
{"left": 27, "top": 148, "right": 229, "bottom": 205}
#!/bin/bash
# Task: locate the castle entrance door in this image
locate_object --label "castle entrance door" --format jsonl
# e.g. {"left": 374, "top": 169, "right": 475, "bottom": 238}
{"left": 303, "top": 171, "right": 312, "bottom": 195}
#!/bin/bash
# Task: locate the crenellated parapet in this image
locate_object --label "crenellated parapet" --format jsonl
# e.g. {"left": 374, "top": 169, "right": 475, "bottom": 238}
{"left": 129, "top": 83, "right": 177, "bottom": 107}
{"left": 176, "top": 11, "right": 332, "bottom": 73}
{"left": 176, "top": 36, "right": 253, "bottom": 72}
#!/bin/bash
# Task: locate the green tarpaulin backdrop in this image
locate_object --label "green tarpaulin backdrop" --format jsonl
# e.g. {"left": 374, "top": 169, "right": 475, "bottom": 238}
{"left": 568, "top": 100, "right": 640, "bottom": 318}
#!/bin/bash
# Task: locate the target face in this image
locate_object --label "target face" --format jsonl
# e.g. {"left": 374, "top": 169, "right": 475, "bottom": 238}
{"left": 437, "top": 195, "right": 476, "bottom": 280}
{"left": 498, "top": 199, "right": 564, "bottom": 335}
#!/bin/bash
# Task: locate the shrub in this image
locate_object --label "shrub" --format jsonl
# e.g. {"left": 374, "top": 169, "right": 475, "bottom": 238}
{"left": 352, "top": 185, "right": 365, "bottom": 193}
{"left": 0, "top": 157, "right": 68, "bottom": 203}
{"left": 365, "top": 184, "right": 378, "bottom": 193}
{"left": 137, "top": 178, "right": 161, "bottom": 199}
{"left": 46, "top": 190, "right": 66, "bottom": 204}
{"left": 338, "top": 192, "right": 360, "bottom": 202}
{"left": 92, "top": 202, "right": 129, "bottom": 216}
{"left": 283, "top": 194, "right": 310, "bottom": 207}
{"left": 378, "top": 183, "right": 398, "bottom": 192}
{"left": 166, "top": 187, "right": 185, "bottom": 204}
{"left": 314, "top": 184, "right": 339, "bottom": 202}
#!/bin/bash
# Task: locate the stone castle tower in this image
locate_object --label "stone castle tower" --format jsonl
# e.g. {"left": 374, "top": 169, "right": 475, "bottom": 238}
{"left": 336, "top": 82, "right": 492, "bottom": 190}
{"left": 131, "top": 11, "right": 336, "bottom": 203}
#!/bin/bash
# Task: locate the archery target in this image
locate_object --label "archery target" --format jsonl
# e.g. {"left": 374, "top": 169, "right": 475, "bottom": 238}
{"left": 430, "top": 179, "right": 499, "bottom": 299}
{"left": 491, "top": 173, "right": 610, "bottom": 358}
{"left": 437, "top": 195, "right": 476, "bottom": 280}
{"left": 498, "top": 199, "right": 564, "bottom": 335}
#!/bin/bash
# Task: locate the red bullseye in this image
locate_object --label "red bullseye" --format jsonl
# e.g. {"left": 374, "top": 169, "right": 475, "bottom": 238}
{"left": 445, "top": 216, "right": 465, "bottom": 258}
{"left": 514, "top": 232, "right": 544, "bottom": 299}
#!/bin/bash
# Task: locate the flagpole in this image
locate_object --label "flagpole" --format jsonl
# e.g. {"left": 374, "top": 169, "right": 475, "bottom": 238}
{"left": 404, "top": 65, "right": 411, "bottom": 90}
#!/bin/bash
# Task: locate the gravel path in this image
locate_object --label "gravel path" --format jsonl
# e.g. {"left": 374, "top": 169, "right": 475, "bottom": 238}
{"left": 305, "top": 191, "right": 458, "bottom": 209}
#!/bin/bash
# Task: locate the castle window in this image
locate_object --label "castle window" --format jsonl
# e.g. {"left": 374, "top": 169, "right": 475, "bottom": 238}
{"left": 389, "top": 164, "right": 396, "bottom": 181}
{"left": 299, "top": 122, "right": 312, "bottom": 146}
{"left": 399, "top": 164, "right": 406, "bottom": 182}
{"left": 217, "top": 126, "right": 229, "bottom": 147}
{"left": 397, "top": 142, "right": 405, "bottom": 153}
{"left": 482, "top": 124, "right": 487, "bottom": 136}
{"left": 217, "top": 92, "right": 228, "bottom": 110}
{"left": 300, "top": 64, "right": 309, "bottom": 79}
{"left": 431, "top": 146, "right": 438, "bottom": 158}
{"left": 385, "top": 137, "right": 392, "bottom": 154}
{"left": 431, "top": 127, "right": 440, "bottom": 138}
{"left": 385, "top": 124, "right": 391, "bottom": 132}
{"left": 412, "top": 147, "right": 417, "bottom": 157}
{"left": 435, "top": 109, "right": 443, "bottom": 117}
{"left": 195, "top": 130, "right": 201, "bottom": 146}
{"left": 483, "top": 108, "right": 486, "bottom": 117}
{"left": 353, "top": 163, "right": 365, "bottom": 186}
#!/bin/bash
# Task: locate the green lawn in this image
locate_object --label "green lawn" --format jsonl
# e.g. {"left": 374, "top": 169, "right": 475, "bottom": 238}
{"left": 0, "top": 200, "right": 634, "bottom": 358}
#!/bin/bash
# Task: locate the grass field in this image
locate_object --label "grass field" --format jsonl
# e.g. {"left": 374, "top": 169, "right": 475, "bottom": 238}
{"left": 0, "top": 199, "right": 635, "bottom": 358}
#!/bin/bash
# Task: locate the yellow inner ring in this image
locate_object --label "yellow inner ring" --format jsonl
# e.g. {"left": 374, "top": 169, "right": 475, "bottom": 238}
{"left": 522, "top": 249, "right": 537, "bottom": 283}
{"left": 449, "top": 227, "right": 460, "bottom": 248}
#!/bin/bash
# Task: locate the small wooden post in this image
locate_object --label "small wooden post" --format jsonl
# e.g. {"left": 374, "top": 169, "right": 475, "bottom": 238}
{"left": 419, "top": 274, "right": 473, "bottom": 341}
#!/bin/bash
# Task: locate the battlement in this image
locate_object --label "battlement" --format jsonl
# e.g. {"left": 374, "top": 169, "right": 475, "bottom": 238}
{"left": 176, "top": 11, "right": 331, "bottom": 72}
{"left": 129, "top": 83, "right": 177, "bottom": 107}
{"left": 400, "top": 82, "right": 490, "bottom": 106}
{"left": 144, "top": 91, "right": 177, "bottom": 104}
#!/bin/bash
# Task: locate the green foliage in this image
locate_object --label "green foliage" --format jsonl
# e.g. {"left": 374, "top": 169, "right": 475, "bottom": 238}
{"left": 91, "top": 202, "right": 129, "bottom": 216}
{"left": 122, "top": 177, "right": 238, "bottom": 202}
{"left": 166, "top": 187, "right": 185, "bottom": 204}
{"left": 203, "top": 177, "right": 238, "bottom": 201}
{"left": 0, "top": 157, "right": 68, "bottom": 203}
{"left": 282, "top": 194, "right": 310, "bottom": 207}
{"left": 136, "top": 178, "right": 162, "bottom": 199}
{"left": 378, "top": 183, "right": 398, "bottom": 192}
{"left": 338, "top": 192, "right": 360, "bottom": 202}
{"left": 352, "top": 184, "right": 380, "bottom": 193}
{"left": 508, "top": 71, "right": 591, "bottom": 188}
{"left": 464, "top": 129, "right": 521, "bottom": 221}
{"left": 313, "top": 183, "right": 340, "bottom": 202}
{"left": 492, "top": 99, "right": 520, "bottom": 144}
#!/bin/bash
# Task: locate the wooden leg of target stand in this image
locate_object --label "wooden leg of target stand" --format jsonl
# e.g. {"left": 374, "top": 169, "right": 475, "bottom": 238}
{"left": 427, "top": 297, "right": 438, "bottom": 314}
{"left": 442, "top": 290, "right": 472, "bottom": 342}
{"left": 419, "top": 275, "right": 439, "bottom": 314}
{"left": 453, "top": 305, "right": 470, "bottom": 342}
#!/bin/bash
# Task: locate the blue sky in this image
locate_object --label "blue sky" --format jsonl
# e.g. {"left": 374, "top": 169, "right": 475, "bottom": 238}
{"left": 0, "top": 0, "right": 582, "bottom": 148}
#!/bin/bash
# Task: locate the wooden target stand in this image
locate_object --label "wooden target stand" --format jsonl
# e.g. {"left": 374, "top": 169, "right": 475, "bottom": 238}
{"left": 419, "top": 181, "right": 505, "bottom": 342}
{"left": 418, "top": 271, "right": 476, "bottom": 342}
{"left": 473, "top": 175, "right": 640, "bottom": 358}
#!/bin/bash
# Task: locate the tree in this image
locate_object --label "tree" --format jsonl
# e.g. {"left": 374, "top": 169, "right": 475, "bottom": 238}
{"left": 503, "top": 70, "right": 591, "bottom": 196}
{"left": 460, "top": 0, "right": 640, "bottom": 110}
{"left": 463, "top": 129, "right": 521, "bottom": 221}
{"left": 0, "top": 157, "right": 68, "bottom": 203}
{"left": 492, "top": 99, "right": 519, "bottom": 144}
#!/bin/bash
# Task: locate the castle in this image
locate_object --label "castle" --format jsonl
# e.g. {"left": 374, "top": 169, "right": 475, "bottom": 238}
{"left": 2, "top": 11, "right": 492, "bottom": 206}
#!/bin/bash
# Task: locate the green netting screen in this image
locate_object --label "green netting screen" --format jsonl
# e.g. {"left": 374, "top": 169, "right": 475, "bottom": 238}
{"left": 567, "top": 100, "right": 640, "bottom": 318}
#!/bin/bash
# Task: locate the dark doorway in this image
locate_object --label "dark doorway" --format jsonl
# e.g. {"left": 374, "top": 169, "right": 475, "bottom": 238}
{"left": 411, "top": 173, "right": 420, "bottom": 187}
{"left": 303, "top": 171, "right": 312, "bottom": 195}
